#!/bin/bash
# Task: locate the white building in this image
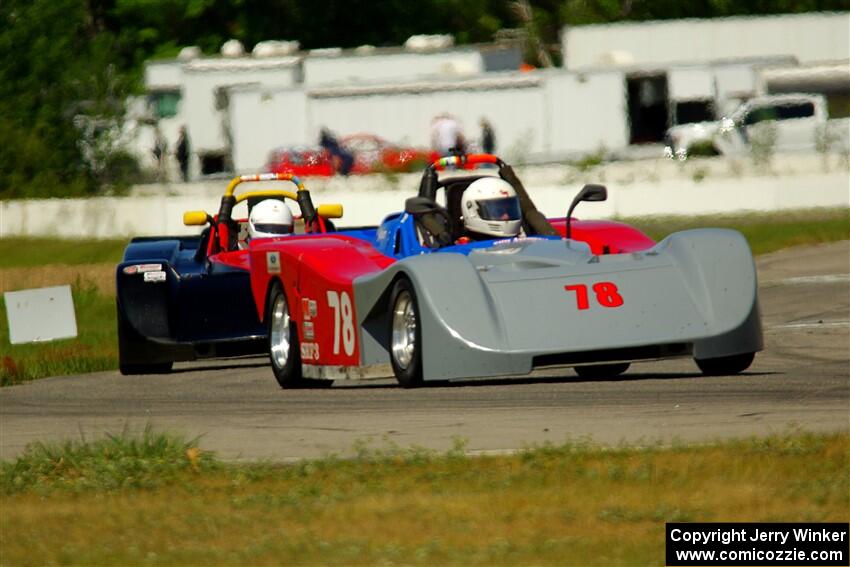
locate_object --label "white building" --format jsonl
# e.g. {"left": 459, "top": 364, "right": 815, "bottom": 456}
{"left": 560, "top": 11, "right": 850, "bottom": 143}
{"left": 131, "top": 13, "right": 850, "bottom": 179}
{"left": 561, "top": 12, "right": 849, "bottom": 70}
{"left": 135, "top": 38, "right": 522, "bottom": 178}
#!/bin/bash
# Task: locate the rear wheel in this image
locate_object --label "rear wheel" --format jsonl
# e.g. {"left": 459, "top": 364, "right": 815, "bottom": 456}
{"left": 389, "top": 279, "right": 423, "bottom": 388}
{"left": 695, "top": 352, "right": 755, "bottom": 376}
{"left": 267, "top": 283, "right": 304, "bottom": 388}
{"left": 574, "top": 363, "right": 630, "bottom": 378}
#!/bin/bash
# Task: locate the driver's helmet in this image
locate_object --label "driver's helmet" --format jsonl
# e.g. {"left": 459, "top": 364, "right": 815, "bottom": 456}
{"left": 460, "top": 177, "right": 522, "bottom": 238}
{"left": 248, "top": 199, "right": 294, "bottom": 239}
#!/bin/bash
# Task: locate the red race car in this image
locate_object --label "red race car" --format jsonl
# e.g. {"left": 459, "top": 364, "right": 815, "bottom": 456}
{"left": 341, "top": 133, "right": 439, "bottom": 174}
{"left": 265, "top": 147, "right": 335, "bottom": 177}
{"left": 266, "top": 135, "right": 438, "bottom": 177}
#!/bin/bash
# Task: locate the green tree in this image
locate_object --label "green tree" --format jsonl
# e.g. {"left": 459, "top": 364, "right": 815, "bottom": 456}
{"left": 0, "top": 0, "right": 135, "bottom": 198}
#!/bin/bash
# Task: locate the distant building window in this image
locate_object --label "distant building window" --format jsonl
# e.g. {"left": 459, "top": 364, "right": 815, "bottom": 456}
{"left": 200, "top": 151, "right": 228, "bottom": 175}
{"left": 776, "top": 102, "right": 815, "bottom": 120}
{"left": 675, "top": 100, "right": 715, "bottom": 125}
{"left": 745, "top": 102, "right": 814, "bottom": 126}
{"left": 150, "top": 91, "right": 181, "bottom": 119}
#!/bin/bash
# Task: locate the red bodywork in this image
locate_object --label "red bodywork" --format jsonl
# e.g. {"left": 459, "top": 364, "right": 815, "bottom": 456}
{"left": 249, "top": 235, "right": 394, "bottom": 366}
{"left": 548, "top": 219, "right": 656, "bottom": 255}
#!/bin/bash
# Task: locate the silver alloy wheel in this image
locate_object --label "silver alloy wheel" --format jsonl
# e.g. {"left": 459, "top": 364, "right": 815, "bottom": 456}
{"left": 270, "top": 294, "right": 290, "bottom": 369}
{"left": 391, "top": 290, "right": 416, "bottom": 370}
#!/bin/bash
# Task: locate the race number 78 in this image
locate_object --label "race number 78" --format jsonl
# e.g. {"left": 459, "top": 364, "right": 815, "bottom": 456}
{"left": 326, "top": 290, "right": 355, "bottom": 356}
{"left": 564, "top": 282, "right": 623, "bottom": 310}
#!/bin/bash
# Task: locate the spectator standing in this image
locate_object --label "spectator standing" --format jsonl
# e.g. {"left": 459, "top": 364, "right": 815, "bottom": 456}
{"left": 480, "top": 118, "right": 496, "bottom": 154}
{"left": 176, "top": 126, "right": 190, "bottom": 182}
{"left": 319, "top": 127, "right": 354, "bottom": 175}
{"left": 431, "top": 112, "right": 465, "bottom": 156}
{"left": 152, "top": 127, "right": 168, "bottom": 181}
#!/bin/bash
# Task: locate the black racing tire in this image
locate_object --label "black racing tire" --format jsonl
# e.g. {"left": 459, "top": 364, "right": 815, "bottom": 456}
{"left": 119, "top": 362, "right": 173, "bottom": 375}
{"left": 574, "top": 363, "right": 630, "bottom": 378}
{"left": 695, "top": 352, "right": 755, "bottom": 376}
{"left": 388, "top": 278, "right": 423, "bottom": 388}
{"left": 266, "top": 282, "right": 305, "bottom": 389}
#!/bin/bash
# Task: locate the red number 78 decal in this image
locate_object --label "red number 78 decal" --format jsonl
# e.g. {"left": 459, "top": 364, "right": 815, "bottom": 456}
{"left": 564, "top": 282, "right": 624, "bottom": 310}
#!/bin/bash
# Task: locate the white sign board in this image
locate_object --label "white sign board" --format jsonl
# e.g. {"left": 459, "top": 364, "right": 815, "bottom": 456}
{"left": 4, "top": 285, "right": 78, "bottom": 344}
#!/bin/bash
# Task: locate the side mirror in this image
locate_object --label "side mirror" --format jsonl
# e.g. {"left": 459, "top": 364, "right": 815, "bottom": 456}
{"left": 317, "top": 203, "right": 343, "bottom": 219}
{"left": 183, "top": 210, "right": 210, "bottom": 226}
{"left": 566, "top": 184, "right": 607, "bottom": 240}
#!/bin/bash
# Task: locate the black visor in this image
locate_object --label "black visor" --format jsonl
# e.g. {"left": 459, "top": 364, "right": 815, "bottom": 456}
{"left": 253, "top": 223, "right": 292, "bottom": 235}
{"left": 477, "top": 197, "right": 521, "bottom": 221}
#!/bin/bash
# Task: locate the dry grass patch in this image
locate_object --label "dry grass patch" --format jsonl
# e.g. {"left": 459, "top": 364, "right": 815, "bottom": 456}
{"left": 0, "top": 263, "right": 115, "bottom": 295}
{"left": 2, "top": 430, "right": 846, "bottom": 566}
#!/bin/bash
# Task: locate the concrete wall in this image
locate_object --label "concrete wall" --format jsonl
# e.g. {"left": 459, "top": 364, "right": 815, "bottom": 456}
{"left": 3, "top": 160, "right": 847, "bottom": 239}
{"left": 563, "top": 12, "right": 850, "bottom": 71}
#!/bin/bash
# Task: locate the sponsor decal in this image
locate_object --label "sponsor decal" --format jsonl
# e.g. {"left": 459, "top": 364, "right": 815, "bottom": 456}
{"left": 301, "top": 298, "right": 318, "bottom": 320}
{"left": 143, "top": 270, "right": 167, "bottom": 283}
{"left": 300, "top": 342, "right": 320, "bottom": 361}
{"left": 266, "top": 251, "right": 281, "bottom": 274}
{"left": 123, "top": 263, "right": 162, "bottom": 275}
{"left": 303, "top": 321, "right": 315, "bottom": 340}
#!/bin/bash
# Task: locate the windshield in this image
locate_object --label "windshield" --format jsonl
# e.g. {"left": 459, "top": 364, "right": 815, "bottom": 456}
{"left": 477, "top": 197, "right": 521, "bottom": 221}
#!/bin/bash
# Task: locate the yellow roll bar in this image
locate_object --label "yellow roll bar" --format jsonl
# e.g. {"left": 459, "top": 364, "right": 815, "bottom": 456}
{"left": 224, "top": 172, "right": 305, "bottom": 198}
{"left": 234, "top": 189, "right": 299, "bottom": 205}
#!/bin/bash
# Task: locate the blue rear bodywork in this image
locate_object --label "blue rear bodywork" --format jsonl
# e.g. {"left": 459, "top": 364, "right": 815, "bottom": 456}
{"left": 116, "top": 235, "right": 267, "bottom": 367}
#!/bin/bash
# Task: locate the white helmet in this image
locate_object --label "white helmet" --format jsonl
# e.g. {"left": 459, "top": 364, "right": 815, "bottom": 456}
{"left": 248, "top": 199, "right": 294, "bottom": 239}
{"left": 461, "top": 177, "right": 522, "bottom": 238}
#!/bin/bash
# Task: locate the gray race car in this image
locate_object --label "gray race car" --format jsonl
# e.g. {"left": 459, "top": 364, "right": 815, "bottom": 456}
{"left": 247, "top": 154, "right": 763, "bottom": 388}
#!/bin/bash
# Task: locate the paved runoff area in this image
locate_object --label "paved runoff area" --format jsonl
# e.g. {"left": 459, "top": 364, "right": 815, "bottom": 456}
{"left": 1, "top": 241, "right": 848, "bottom": 462}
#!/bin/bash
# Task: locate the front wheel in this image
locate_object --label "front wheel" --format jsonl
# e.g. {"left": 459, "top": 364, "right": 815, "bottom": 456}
{"left": 267, "top": 283, "right": 304, "bottom": 388}
{"left": 574, "top": 363, "right": 630, "bottom": 378}
{"left": 695, "top": 352, "right": 755, "bottom": 376}
{"left": 389, "top": 279, "right": 423, "bottom": 388}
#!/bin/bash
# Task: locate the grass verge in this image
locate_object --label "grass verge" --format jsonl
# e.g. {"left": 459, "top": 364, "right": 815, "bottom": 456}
{"left": 627, "top": 207, "right": 849, "bottom": 255}
{"left": 1, "top": 208, "right": 848, "bottom": 385}
{"left": 1, "top": 429, "right": 847, "bottom": 565}
{"left": 0, "top": 237, "right": 126, "bottom": 268}
{"left": 0, "top": 279, "right": 118, "bottom": 385}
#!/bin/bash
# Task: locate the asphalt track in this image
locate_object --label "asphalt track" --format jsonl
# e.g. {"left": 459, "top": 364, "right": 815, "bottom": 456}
{"left": 1, "top": 241, "right": 848, "bottom": 462}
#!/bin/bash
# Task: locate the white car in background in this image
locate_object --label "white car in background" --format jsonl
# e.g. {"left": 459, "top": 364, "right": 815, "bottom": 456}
{"left": 665, "top": 93, "right": 847, "bottom": 159}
